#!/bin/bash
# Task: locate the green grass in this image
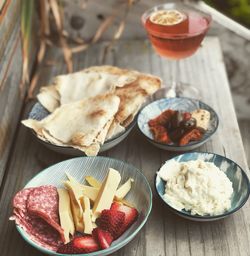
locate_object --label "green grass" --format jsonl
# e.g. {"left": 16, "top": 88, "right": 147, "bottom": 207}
{"left": 204, "top": 0, "right": 250, "bottom": 28}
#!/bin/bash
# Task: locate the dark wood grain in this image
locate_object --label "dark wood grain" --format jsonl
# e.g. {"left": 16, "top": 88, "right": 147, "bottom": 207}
{"left": 0, "top": 29, "right": 24, "bottom": 186}
{"left": 239, "top": 120, "right": 250, "bottom": 167}
{"left": 0, "top": 0, "right": 38, "bottom": 186}
{"left": 0, "top": 38, "right": 249, "bottom": 256}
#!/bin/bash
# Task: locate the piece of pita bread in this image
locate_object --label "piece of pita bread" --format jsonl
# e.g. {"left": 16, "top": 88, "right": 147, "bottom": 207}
{"left": 136, "top": 73, "right": 162, "bottom": 95}
{"left": 114, "top": 73, "right": 161, "bottom": 127}
{"left": 37, "top": 85, "right": 60, "bottom": 112}
{"left": 83, "top": 65, "right": 138, "bottom": 87}
{"left": 41, "top": 128, "right": 101, "bottom": 156}
{"left": 105, "top": 120, "right": 126, "bottom": 141}
{"left": 115, "top": 85, "right": 147, "bottom": 126}
{"left": 36, "top": 68, "right": 138, "bottom": 112}
{"left": 22, "top": 94, "right": 120, "bottom": 155}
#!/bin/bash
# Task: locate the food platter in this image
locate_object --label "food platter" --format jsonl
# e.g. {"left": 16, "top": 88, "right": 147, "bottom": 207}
{"left": 22, "top": 65, "right": 161, "bottom": 156}
{"left": 12, "top": 157, "right": 152, "bottom": 255}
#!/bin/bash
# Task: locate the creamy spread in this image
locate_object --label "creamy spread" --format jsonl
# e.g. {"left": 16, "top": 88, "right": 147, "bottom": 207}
{"left": 159, "top": 160, "right": 233, "bottom": 216}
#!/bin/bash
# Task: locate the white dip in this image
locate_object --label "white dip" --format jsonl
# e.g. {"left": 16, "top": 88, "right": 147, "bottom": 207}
{"left": 158, "top": 160, "right": 233, "bottom": 216}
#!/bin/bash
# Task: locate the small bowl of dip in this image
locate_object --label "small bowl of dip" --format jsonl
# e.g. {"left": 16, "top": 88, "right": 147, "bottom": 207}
{"left": 155, "top": 152, "right": 250, "bottom": 221}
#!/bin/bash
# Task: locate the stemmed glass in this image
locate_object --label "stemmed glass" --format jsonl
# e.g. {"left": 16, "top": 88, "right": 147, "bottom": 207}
{"left": 142, "top": 3, "right": 212, "bottom": 98}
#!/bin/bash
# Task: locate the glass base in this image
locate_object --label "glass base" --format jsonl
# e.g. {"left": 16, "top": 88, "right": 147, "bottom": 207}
{"left": 152, "top": 82, "right": 200, "bottom": 100}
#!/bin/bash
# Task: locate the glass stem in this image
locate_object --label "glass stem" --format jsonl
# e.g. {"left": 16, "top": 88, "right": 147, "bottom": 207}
{"left": 172, "top": 59, "right": 180, "bottom": 95}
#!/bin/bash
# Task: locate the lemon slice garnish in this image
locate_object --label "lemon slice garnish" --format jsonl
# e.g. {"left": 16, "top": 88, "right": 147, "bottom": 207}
{"left": 150, "top": 10, "right": 185, "bottom": 26}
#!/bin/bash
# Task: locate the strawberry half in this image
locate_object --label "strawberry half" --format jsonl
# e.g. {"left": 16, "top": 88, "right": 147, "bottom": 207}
{"left": 96, "top": 209, "right": 125, "bottom": 238}
{"left": 111, "top": 202, "right": 139, "bottom": 237}
{"left": 92, "top": 228, "right": 113, "bottom": 249}
{"left": 57, "top": 235, "right": 99, "bottom": 254}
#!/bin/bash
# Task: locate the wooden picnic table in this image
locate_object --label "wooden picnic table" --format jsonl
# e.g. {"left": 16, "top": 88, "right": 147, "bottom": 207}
{"left": 0, "top": 37, "right": 249, "bottom": 256}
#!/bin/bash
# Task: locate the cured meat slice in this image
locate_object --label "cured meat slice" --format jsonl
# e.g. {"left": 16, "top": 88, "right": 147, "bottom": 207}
{"left": 14, "top": 213, "right": 62, "bottom": 251}
{"left": 12, "top": 188, "right": 34, "bottom": 218}
{"left": 11, "top": 186, "right": 63, "bottom": 251}
{"left": 26, "top": 185, "right": 65, "bottom": 242}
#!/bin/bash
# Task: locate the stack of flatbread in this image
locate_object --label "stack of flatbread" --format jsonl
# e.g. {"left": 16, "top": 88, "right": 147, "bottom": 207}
{"left": 22, "top": 65, "right": 161, "bottom": 156}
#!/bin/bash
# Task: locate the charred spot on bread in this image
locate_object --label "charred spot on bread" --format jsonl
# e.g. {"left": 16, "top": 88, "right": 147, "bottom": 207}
{"left": 88, "top": 109, "right": 106, "bottom": 119}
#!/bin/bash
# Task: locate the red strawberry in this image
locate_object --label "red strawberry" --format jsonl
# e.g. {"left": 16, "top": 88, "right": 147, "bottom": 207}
{"left": 111, "top": 202, "right": 139, "bottom": 237}
{"left": 57, "top": 235, "right": 99, "bottom": 254}
{"left": 92, "top": 228, "right": 113, "bottom": 249}
{"left": 96, "top": 209, "right": 125, "bottom": 238}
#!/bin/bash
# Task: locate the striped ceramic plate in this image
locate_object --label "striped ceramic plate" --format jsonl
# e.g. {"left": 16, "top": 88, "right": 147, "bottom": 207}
{"left": 16, "top": 156, "right": 152, "bottom": 255}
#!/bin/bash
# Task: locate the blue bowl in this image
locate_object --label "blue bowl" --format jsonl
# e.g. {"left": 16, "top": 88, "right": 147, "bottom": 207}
{"left": 16, "top": 156, "right": 152, "bottom": 255}
{"left": 155, "top": 152, "right": 250, "bottom": 221}
{"left": 137, "top": 97, "right": 219, "bottom": 151}
{"left": 27, "top": 102, "right": 136, "bottom": 156}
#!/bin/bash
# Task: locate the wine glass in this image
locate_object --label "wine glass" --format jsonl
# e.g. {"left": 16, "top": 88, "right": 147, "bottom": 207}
{"left": 142, "top": 3, "right": 212, "bottom": 99}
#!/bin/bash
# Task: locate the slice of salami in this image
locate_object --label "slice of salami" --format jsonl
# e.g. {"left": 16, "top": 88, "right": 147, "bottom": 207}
{"left": 14, "top": 214, "right": 63, "bottom": 251}
{"left": 11, "top": 186, "right": 64, "bottom": 251}
{"left": 12, "top": 188, "right": 35, "bottom": 218}
{"left": 27, "top": 185, "right": 65, "bottom": 242}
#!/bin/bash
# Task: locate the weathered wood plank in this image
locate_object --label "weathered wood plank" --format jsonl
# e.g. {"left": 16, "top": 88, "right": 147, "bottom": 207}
{"left": 0, "top": 1, "right": 38, "bottom": 186}
{"left": 0, "top": 28, "right": 23, "bottom": 186}
{"left": 0, "top": 0, "right": 20, "bottom": 61}
{"left": 0, "top": 37, "right": 249, "bottom": 256}
{"left": 239, "top": 120, "right": 250, "bottom": 167}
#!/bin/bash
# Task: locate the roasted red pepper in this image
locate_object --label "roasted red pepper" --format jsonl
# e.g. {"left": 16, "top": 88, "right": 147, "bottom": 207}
{"left": 150, "top": 125, "right": 171, "bottom": 144}
{"left": 148, "top": 109, "right": 176, "bottom": 127}
{"left": 179, "top": 128, "right": 203, "bottom": 146}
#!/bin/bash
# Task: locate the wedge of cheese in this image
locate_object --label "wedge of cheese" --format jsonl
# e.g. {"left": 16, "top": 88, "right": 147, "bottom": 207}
{"left": 81, "top": 185, "right": 99, "bottom": 202}
{"left": 57, "top": 188, "right": 75, "bottom": 243}
{"left": 63, "top": 180, "right": 84, "bottom": 232}
{"left": 66, "top": 173, "right": 83, "bottom": 185}
{"left": 66, "top": 173, "right": 99, "bottom": 202}
{"left": 80, "top": 196, "right": 93, "bottom": 234}
{"left": 82, "top": 177, "right": 134, "bottom": 201}
{"left": 191, "top": 109, "right": 210, "bottom": 131}
{"left": 92, "top": 168, "right": 121, "bottom": 218}
{"left": 85, "top": 176, "right": 102, "bottom": 188}
{"left": 115, "top": 178, "right": 134, "bottom": 200}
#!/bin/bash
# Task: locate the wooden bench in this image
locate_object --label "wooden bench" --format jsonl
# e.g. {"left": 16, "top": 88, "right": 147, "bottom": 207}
{"left": 0, "top": 37, "right": 250, "bottom": 256}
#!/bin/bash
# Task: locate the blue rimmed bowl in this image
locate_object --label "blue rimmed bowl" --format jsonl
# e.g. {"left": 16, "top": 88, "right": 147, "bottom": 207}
{"left": 155, "top": 152, "right": 250, "bottom": 221}
{"left": 16, "top": 156, "right": 152, "bottom": 255}
{"left": 27, "top": 102, "right": 136, "bottom": 156}
{"left": 137, "top": 97, "right": 219, "bottom": 151}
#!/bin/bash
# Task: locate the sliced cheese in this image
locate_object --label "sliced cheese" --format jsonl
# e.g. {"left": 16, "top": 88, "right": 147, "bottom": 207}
{"left": 81, "top": 185, "right": 99, "bottom": 202}
{"left": 66, "top": 173, "right": 98, "bottom": 202}
{"left": 82, "top": 178, "right": 134, "bottom": 202}
{"left": 80, "top": 196, "right": 93, "bottom": 234}
{"left": 85, "top": 176, "right": 102, "bottom": 188}
{"left": 57, "top": 188, "right": 75, "bottom": 243}
{"left": 63, "top": 180, "right": 84, "bottom": 232}
{"left": 92, "top": 221, "right": 97, "bottom": 229}
{"left": 92, "top": 168, "right": 121, "bottom": 218}
{"left": 115, "top": 178, "right": 134, "bottom": 200}
{"left": 66, "top": 173, "right": 83, "bottom": 185}
{"left": 191, "top": 109, "right": 210, "bottom": 131}
{"left": 114, "top": 198, "right": 135, "bottom": 208}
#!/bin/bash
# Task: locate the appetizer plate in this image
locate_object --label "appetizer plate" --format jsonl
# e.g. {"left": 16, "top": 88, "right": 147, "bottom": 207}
{"left": 28, "top": 102, "right": 136, "bottom": 156}
{"left": 137, "top": 97, "right": 219, "bottom": 151}
{"left": 16, "top": 156, "right": 152, "bottom": 255}
{"left": 155, "top": 152, "right": 250, "bottom": 221}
